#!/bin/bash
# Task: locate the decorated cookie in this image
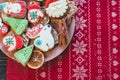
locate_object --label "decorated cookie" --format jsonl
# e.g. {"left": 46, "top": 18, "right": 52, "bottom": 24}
{"left": 2, "top": 35, "right": 23, "bottom": 52}
{"left": 26, "top": 24, "right": 43, "bottom": 39}
{"left": 45, "top": 0, "right": 57, "bottom": 8}
{"left": 14, "top": 45, "right": 34, "bottom": 66}
{"left": 0, "top": 1, "right": 26, "bottom": 18}
{"left": 22, "top": 34, "right": 29, "bottom": 47}
{"left": 67, "top": 1, "right": 78, "bottom": 17}
{"left": 34, "top": 24, "right": 55, "bottom": 52}
{"left": 28, "top": 2, "right": 44, "bottom": 24}
{"left": 0, "top": 18, "right": 9, "bottom": 37}
{"left": 46, "top": 0, "right": 68, "bottom": 18}
{"left": 5, "top": 17, "right": 28, "bottom": 35}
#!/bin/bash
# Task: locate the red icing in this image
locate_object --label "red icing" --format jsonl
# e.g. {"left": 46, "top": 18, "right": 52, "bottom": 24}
{"left": 15, "top": 36, "right": 23, "bottom": 49}
{"left": 2, "top": 36, "right": 16, "bottom": 52}
{"left": 28, "top": 3, "right": 40, "bottom": 10}
{"left": 45, "top": 0, "right": 57, "bottom": 8}
{"left": 26, "top": 24, "right": 43, "bottom": 38}
{"left": 0, "top": 24, "right": 9, "bottom": 37}
{"left": 10, "top": 1, "right": 26, "bottom": 18}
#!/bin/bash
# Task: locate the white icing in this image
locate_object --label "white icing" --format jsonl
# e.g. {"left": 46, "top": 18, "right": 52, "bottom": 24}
{"left": 0, "top": 18, "right": 3, "bottom": 29}
{"left": 34, "top": 24, "right": 55, "bottom": 52}
{"left": 46, "top": 0, "right": 68, "bottom": 18}
{"left": 4, "top": 2, "right": 21, "bottom": 14}
{"left": 3, "top": 36, "right": 16, "bottom": 52}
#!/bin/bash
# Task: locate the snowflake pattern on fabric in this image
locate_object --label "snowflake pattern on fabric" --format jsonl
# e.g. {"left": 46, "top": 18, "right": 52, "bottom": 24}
{"left": 75, "top": 16, "right": 87, "bottom": 30}
{"left": 72, "top": 40, "right": 87, "bottom": 55}
{"left": 72, "top": 65, "right": 88, "bottom": 80}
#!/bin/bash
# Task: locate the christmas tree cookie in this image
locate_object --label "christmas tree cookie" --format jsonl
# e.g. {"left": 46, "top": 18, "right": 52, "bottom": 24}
{"left": 14, "top": 45, "right": 34, "bottom": 66}
{"left": 5, "top": 17, "right": 28, "bottom": 35}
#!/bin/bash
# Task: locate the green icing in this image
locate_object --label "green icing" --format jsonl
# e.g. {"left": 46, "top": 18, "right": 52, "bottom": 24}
{"left": 5, "top": 37, "right": 14, "bottom": 46}
{"left": 6, "top": 17, "right": 28, "bottom": 35}
{"left": 30, "top": 11, "right": 37, "bottom": 20}
{"left": 14, "top": 45, "right": 34, "bottom": 66}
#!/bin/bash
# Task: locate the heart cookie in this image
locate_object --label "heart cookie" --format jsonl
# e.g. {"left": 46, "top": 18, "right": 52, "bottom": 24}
{"left": 0, "top": 1, "right": 26, "bottom": 18}
{"left": 5, "top": 17, "right": 28, "bottom": 35}
{"left": 28, "top": 2, "right": 44, "bottom": 24}
{"left": 34, "top": 24, "right": 55, "bottom": 52}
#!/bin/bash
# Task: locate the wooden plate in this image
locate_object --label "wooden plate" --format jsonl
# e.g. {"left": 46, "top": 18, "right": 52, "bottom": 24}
{"left": 0, "top": 0, "right": 75, "bottom": 62}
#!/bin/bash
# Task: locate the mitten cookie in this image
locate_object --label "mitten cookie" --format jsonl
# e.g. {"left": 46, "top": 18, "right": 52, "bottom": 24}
{"left": 28, "top": 2, "right": 44, "bottom": 24}
{"left": 2, "top": 35, "right": 23, "bottom": 52}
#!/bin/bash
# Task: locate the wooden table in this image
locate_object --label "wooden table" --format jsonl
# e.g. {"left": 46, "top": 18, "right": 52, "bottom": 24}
{"left": 0, "top": 50, "right": 6, "bottom": 80}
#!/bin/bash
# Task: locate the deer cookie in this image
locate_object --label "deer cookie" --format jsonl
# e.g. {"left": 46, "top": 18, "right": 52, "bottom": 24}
{"left": 34, "top": 24, "right": 55, "bottom": 52}
{"left": 2, "top": 35, "right": 23, "bottom": 52}
{"left": 0, "top": 1, "right": 26, "bottom": 18}
{"left": 0, "top": 18, "right": 9, "bottom": 37}
{"left": 28, "top": 2, "right": 44, "bottom": 24}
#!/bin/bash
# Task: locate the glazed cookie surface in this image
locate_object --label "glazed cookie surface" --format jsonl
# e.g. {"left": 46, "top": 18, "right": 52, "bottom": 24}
{"left": 46, "top": 0, "right": 68, "bottom": 18}
{"left": 34, "top": 24, "right": 55, "bottom": 52}
{"left": 0, "top": 1, "right": 26, "bottom": 18}
{"left": 28, "top": 2, "right": 44, "bottom": 24}
{"left": 5, "top": 17, "right": 28, "bottom": 35}
{"left": 14, "top": 45, "right": 34, "bottom": 66}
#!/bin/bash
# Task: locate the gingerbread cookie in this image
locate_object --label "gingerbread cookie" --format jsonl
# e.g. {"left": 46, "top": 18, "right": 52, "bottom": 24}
{"left": 34, "top": 24, "right": 55, "bottom": 52}
{"left": 26, "top": 24, "right": 43, "bottom": 39}
{"left": 14, "top": 45, "right": 34, "bottom": 66}
{"left": 0, "top": 1, "right": 26, "bottom": 18}
{"left": 28, "top": 2, "right": 44, "bottom": 24}
{"left": 46, "top": 0, "right": 68, "bottom": 18}
{"left": 2, "top": 35, "right": 23, "bottom": 52}
{"left": 5, "top": 17, "right": 28, "bottom": 35}
{"left": 0, "top": 18, "right": 9, "bottom": 37}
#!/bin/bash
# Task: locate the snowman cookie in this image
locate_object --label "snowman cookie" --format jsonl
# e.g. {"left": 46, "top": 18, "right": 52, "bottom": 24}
{"left": 0, "top": 18, "right": 9, "bottom": 37}
{"left": 28, "top": 2, "right": 44, "bottom": 24}
{"left": 0, "top": 1, "right": 26, "bottom": 18}
{"left": 34, "top": 24, "right": 55, "bottom": 52}
{"left": 2, "top": 35, "right": 23, "bottom": 52}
